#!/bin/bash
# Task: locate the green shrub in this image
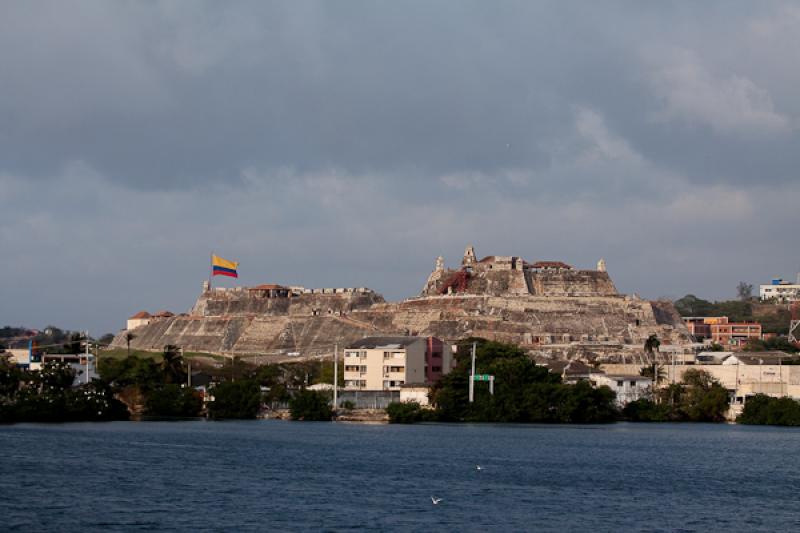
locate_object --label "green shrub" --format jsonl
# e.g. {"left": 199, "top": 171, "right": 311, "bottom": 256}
{"left": 738, "top": 394, "right": 800, "bottom": 426}
{"left": 387, "top": 401, "right": 432, "bottom": 423}
{"left": 208, "top": 380, "right": 262, "bottom": 419}
{"left": 145, "top": 384, "right": 203, "bottom": 418}
{"left": 289, "top": 389, "right": 332, "bottom": 421}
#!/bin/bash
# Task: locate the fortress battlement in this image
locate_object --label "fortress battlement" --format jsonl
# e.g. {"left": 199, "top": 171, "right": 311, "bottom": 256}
{"left": 114, "top": 245, "right": 691, "bottom": 360}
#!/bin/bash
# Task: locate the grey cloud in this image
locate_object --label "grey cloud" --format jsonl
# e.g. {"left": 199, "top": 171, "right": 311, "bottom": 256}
{"left": 1, "top": 1, "right": 799, "bottom": 334}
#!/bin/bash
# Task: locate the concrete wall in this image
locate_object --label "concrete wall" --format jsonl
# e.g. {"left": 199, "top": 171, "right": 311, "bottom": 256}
{"left": 603, "top": 363, "right": 800, "bottom": 400}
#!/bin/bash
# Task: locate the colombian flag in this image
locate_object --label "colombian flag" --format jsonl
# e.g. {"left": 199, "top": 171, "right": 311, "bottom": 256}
{"left": 212, "top": 254, "right": 239, "bottom": 278}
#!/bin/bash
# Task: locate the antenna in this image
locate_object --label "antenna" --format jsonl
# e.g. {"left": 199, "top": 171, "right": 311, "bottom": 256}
{"left": 789, "top": 303, "right": 800, "bottom": 346}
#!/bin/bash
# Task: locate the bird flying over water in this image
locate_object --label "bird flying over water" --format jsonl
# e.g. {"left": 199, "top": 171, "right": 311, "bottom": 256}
{"left": 431, "top": 496, "right": 443, "bottom": 505}
{"left": 476, "top": 464, "right": 483, "bottom": 471}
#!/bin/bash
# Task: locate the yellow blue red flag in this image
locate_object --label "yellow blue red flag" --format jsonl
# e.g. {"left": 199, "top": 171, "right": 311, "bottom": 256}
{"left": 212, "top": 254, "right": 239, "bottom": 278}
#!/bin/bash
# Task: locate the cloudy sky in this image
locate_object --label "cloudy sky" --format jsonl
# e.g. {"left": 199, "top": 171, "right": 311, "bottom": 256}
{"left": 1, "top": 1, "right": 799, "bottom": 335}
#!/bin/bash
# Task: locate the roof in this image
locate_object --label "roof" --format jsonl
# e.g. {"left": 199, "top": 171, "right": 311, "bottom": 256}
{"left": 725, "top": 352, "right": 797, "bottom": 365}
{"left": 531, "top": 261, "right": 573, "bottom": 269}
{"left": 598, "top": 374, "right": 652, "bottom": 381}
{"left": 250, "top": 284, "right": 288, "bottom": 290}
{"left": 154, "top": 310, "right": 174, "bottom": 317}
{"left": 129, "top": 311, "right": 151, "bottom": 319}
{"left": 346, "top": 336, "right": 423, "bottom": 350}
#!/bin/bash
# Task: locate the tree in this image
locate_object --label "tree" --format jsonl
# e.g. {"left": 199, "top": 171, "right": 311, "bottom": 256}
{"left": 677, "top": 369, "right": 729, "bottom": 422}
{"left": 737, "top": 281, "right": 753, "bottom": 302}
{"left": 207, "top": 380, "right": 262, "bottom": 419}
{"left": 289, "top": 389, "right": 333, "bottom": 421}
{"left": 430, "top": 339, "right": 615, "bottom": 424}
{"left": 145, "top": 384, "right": 202, "bottom": 418}
{"left": 125, "top": 332, "right": 135, "bottom": 357}
{"left": 63, "top": 332, "right": 83, "bottom": 354}
{"left": 644, "top": 334, "right": 660, "bottom": 362}
{"left": 738, "top": 394, "right": 800, "bottom": 426}
{"left": 640, "top": 364, "right": 666, "bottom": 386}
{"left": 674, "top": 295, "right": 713, "bottom": 317}
{"left": 160, "top": 345, "right": 185, "bottom": 384}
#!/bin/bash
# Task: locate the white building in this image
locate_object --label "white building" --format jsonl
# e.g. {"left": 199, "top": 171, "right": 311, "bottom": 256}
{"left": 590, "top": 374, "right": 652, "bottom": 407}
{"left": 760, "top": 276, "right": 800, "bottom": 303}
{"left": 126, "top": 311, "right": 152, "bottom": 330}
{"left": 343, "top": 336, "right": 453, "bottom": 391}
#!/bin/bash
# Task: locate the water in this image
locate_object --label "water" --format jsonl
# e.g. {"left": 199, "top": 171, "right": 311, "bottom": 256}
{"left": 1, "top": 421, "right": 799, "bottom": 532}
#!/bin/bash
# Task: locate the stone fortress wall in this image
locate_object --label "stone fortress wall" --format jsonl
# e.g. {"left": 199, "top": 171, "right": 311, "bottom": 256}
{"left": 113, "top": 246, "right": 692, "bottom": 360}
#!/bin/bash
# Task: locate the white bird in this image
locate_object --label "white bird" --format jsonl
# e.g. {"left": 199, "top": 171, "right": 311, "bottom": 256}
{"left": 476, "top": 464, "right": 483, "bottom": 471}
{"left": 431, "top": 496, "right": 443, "bottom": 505}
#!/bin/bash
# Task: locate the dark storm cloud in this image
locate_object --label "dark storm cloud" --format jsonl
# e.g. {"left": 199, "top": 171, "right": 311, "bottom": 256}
{"left": 1, "top": 1, "right": 798, "bottom": 334}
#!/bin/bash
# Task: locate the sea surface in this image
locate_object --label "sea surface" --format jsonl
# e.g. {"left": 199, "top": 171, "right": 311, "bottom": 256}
{"left": 1, "top": 421, "right": 799, "bottom": 532}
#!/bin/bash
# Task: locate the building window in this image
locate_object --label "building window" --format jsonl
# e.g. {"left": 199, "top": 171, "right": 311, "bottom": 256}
{"left": 432, "top": 366, "right": 442, "bottom": 372}
{"left": 630, "top": 381, "right": 636, "bottom": 387}
{"left": 617, "top": 380, "right": 623, "bottom": 387}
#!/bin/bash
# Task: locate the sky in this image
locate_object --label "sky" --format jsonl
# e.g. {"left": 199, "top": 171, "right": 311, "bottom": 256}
{"left": 1, "top": 1, "right": 799, "bottom": 336}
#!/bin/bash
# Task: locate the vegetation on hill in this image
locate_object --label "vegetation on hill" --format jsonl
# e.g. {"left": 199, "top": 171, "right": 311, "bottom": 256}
{"left": 743, "top": 337, "right": 799, "bottom": 354}
{"left": 674, "top": 294, "right": 793, "bottom": 335}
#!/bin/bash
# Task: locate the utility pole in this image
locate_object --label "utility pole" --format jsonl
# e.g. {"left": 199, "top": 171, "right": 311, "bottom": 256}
{"left": 469, "top": 342, "right": 476, "bottom": 403}
{"left": 333, "top": 343, "right": 338, "bottom": 410}
{"left": 84, "top": 330, "right": 90, "bottom": 384}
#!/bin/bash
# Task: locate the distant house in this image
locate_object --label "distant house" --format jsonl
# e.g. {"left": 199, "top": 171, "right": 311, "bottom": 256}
{"left": 127, "top": 311, "right": 152, "bottom": 331}
{"left": 683, "top": 316, "right": 761, "bottom": 351}
{"left": 590, "top": 374, "right": 652, "bottom": 407}
{"left": 695, "top": 351, "right": 734, "bottom": 365}
{"left": 760, "top": 276, "right": 800, "bottom": 303}
{"left": 540, "top": 359, "right": 599, "bottom": 383}
{"left": 721, "top": 352, "right": 797, "bottom": 366}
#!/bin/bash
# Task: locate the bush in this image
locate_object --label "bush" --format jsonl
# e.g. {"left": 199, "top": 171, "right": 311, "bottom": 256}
{"left": 208, "top": 380, "right": 262, "bottom": 419}
{"left": 289, "top": 389, "right": 332, "bottom": 421}
{"left": 738, "top": 394, "right": 800, "bottom": 426}
{"left": 622, "top": 398, "right": 671, "bottom": 422}
{"left": 387, "top": 401, "right": 434, "bottom": 423}
{"left": 145, "top": 385, "right": 203, "bottom": 418}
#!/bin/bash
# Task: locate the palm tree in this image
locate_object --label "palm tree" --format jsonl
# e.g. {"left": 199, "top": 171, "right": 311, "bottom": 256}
{"left": 161, "top": 345, "right": 185, "bottom": 384}
{"left": 125, "top": 332, "right": 136, "bottom": 357}
{"left": 644, "top": 334, "right": 661, "bottom": 361}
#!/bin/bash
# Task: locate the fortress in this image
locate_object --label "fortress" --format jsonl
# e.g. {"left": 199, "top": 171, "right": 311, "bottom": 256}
{"left": 113, "top": 246, "right": 692, "bottom": 361}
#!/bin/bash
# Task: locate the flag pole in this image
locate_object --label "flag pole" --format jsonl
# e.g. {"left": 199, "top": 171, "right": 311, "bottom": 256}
{"left": 209, "top": 251, "right": 213, "bottom": 291}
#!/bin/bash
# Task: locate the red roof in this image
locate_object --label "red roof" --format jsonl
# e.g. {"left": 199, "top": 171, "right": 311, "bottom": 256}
{"left": 250, "top": 284, "right": 287, "bottom": 290}
{"left": 129, "top": 311, "right": 151, "bottom": 319}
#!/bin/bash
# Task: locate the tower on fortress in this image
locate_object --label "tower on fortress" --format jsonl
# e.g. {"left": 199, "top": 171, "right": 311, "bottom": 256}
{"left": 462, "top": 245, "right": 477, "bottom": 268}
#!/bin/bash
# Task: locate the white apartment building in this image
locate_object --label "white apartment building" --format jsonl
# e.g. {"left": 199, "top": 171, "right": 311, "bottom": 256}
{"left": 343, "top": 336, "right": 452, "bottom": 391}
{"left": 760, "top": 275, "right": 800, "bottom": 303}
